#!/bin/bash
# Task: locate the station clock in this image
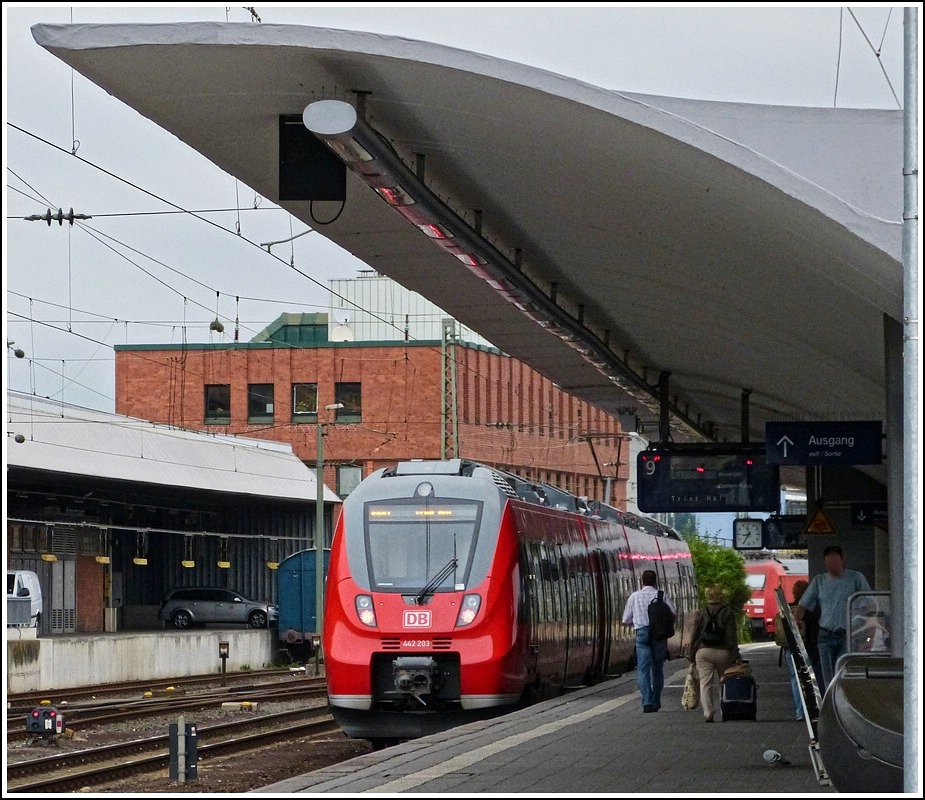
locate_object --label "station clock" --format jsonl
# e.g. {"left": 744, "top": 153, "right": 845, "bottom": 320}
{"left": 733, "top": 518, "right": 764, "bottom": 550}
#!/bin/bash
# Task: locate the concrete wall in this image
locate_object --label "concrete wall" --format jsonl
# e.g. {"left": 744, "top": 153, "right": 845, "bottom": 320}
{"left": 5, "top": 627, "right": 280, "bottom": 693}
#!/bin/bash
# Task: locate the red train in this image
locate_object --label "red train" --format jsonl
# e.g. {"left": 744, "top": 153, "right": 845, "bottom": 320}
{"left": 322, "top": 458, "right": 697, "bottom": 746}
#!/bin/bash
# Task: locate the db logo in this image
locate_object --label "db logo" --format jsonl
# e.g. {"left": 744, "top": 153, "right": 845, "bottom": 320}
{"left": 403, "top": 610, "right": 432, "bottom": 628}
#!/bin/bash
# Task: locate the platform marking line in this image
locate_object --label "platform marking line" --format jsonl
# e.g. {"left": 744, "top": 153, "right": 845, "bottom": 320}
{"left": 364, "top": 693, "right": 635, "bottom": 793}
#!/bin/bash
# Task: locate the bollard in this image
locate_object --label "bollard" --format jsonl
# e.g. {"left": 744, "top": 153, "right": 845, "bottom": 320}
{"left": 219, "top": 640, "right": 230, "bottom": 687}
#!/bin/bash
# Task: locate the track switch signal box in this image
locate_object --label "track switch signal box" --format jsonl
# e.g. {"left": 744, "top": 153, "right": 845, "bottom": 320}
{"left": 27, "top": 706, "right": 65, "bottom": 736}
{"left": 168, "top": 721, "right": 199, "bottom": 782}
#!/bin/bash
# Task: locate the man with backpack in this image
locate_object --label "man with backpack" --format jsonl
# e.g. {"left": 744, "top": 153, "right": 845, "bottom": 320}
{"left": 622, "top": 569, "right": 677, "bottom": 713}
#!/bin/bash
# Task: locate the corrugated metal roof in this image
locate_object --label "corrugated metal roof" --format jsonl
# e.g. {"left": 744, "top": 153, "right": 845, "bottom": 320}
{"left": 6, "top": 393, "right": 340, "bottom": 503}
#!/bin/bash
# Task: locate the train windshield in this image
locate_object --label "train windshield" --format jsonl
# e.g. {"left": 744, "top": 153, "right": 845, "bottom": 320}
{"left": 364, "top": 499, "right": 482, "bottom": 592}
{"left": 746, "top": 574, "right": 766, "bottom": 590}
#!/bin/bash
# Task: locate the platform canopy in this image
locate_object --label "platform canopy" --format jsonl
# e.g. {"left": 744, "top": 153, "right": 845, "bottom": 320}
{"left": 32, "top": 22, "right": 903, "bottom": 486}
{"left": 7, "top": 392, "right": 341, "bottom": 503}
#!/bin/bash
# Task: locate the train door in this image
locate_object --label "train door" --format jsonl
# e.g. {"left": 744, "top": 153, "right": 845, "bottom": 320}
{"left": 538, "top": 538, "right": 564, "bottom": 691}
{"left": 591, "top": 546, "right": 611, "bottom": 682}
{"left": 557, "top": 543, "right": 574, "bottom": 688}
{"left": 519, "top": 540, "right": 540, "bottom": 676}
{"left": 564, "top": 547, "right": 596, "bottom": 687}
{"left": 668, "top": 552, "right": 697, "bottom": 656}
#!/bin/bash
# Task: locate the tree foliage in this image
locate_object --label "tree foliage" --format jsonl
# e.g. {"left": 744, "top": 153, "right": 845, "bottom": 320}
{"left": 677, "top": 518, "right": 752, "bottom": 639}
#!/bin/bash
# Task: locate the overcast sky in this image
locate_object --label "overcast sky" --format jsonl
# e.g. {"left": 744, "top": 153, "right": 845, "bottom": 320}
{"left": 2, "top": 3, "right": 912, "bottom": 418}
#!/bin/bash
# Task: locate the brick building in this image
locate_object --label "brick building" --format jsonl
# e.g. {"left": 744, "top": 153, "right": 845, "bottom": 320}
{"left": 114, "top": 278, "right": 633, "bottom": 506}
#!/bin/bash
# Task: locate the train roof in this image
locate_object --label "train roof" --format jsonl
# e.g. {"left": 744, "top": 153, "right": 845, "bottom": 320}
{"left": 381, "top": 459, "right": 682, "bottom": 540}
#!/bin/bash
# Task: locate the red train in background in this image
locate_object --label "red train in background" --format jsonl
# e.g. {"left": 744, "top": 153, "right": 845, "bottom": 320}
{"left": 322, "top": 458, "right": 698, "bottom": 747}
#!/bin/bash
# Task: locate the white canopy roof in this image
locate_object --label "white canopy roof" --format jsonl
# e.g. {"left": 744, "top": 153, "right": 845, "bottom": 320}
{"left": 6, "top": 393, "right": 340, "bottom": 503}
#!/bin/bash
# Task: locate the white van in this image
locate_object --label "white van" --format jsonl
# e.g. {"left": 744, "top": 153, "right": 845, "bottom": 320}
{"left": 6, "top": 570, "right": 43, "bottom": 628}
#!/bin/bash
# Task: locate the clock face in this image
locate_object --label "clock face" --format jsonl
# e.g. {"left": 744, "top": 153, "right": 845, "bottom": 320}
{"left": 734, "top": 519, "right": 764, "bottom": 549}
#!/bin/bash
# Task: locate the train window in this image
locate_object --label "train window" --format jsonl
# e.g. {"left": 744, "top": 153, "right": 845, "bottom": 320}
{"left": 746, "top": 574, "right": 766, "bottom": 590}
{"left": 526, "top": 541, "right": 545, "bottom": 623}
{"left": 364, "top": 500, "right": 481, "bottom": 592}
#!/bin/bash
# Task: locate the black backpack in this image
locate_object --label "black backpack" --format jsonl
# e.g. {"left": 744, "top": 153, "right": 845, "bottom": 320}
{"left": 700, "top": 606, "right": 725, "bottom": 647}
{"left": 647, "top": 590, "right": 676, "bottom": 641}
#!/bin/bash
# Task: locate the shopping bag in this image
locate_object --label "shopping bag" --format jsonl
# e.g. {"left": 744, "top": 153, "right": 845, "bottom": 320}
{"left": 682, "top": 663, "right": 700, "bottom": 710}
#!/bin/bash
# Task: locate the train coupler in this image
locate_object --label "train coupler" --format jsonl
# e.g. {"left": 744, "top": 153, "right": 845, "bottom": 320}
{"left": 393, "top": 656, "right": 439, "bottom": 704}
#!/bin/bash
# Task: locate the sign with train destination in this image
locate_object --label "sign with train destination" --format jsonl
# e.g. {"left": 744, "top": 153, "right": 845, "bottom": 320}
{"left": 637, "top": 445, "right": 779, "bottom": 513}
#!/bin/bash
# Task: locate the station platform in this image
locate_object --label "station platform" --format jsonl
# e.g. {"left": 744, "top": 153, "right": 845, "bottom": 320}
{"left": 256, "top": 641, "right": 837, "bottom": 795}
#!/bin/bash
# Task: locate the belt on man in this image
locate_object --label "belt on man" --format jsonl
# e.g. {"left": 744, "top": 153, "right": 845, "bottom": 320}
{"left": 820, "top": 627, "right": 846, "bottom": 635}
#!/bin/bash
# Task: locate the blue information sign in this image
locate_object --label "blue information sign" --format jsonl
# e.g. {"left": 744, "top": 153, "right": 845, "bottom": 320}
{"left": 764, "top": 420, "right": 882, "bottom": 465}
{"left": 851, "top": 502, "right": 888, "bottom": 527}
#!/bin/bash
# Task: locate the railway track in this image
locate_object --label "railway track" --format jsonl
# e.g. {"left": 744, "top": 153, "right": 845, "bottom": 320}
{"left": 7, "top": 705, "right": 338, "bottom": 793}
{"left": 7, "top": 677, "right": 327, "bottom": 743}
{"left": 6, "top": 667, "right": 319, "bottom": 708}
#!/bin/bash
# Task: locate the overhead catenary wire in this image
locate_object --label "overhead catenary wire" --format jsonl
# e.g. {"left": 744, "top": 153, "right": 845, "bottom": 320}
{"left": 834, "top": 8, "right": 844, "bottom": 107}
{"left": 6, "top": 204, "right": 287, "bottom": 219}
{"left": 7, "top": 123, "right": 405, "bottom": 338}
{"left": 9, "top": 120, "right": 595, "bottom": 394}
{"left": 8, "top": 313, "right": 608, "bottom": 459}
{"left": 68, "top": 5, "right": 78, "bottom": 155}
{"left": 7, "top": 125, "right": 614, "bottom": 436}
{"left": 847, "top": 6, "right": 902, "bottom": 108}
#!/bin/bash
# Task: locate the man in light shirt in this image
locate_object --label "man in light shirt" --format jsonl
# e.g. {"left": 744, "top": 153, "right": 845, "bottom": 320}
{"left": 622, "top": 569, "right": 677, "bottom": 713}
{"left": 794, "top": 544, "right": 871, "bottom": 690}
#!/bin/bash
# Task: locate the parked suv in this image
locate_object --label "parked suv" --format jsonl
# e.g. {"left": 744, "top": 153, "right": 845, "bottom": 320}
{"left": 158, "top": 587, "right": 278, "bottom": 630}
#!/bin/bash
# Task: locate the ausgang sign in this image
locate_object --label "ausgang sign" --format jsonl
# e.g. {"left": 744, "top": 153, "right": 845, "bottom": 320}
{"left": 765, "top": 420, "right": 883, "bottom": 465}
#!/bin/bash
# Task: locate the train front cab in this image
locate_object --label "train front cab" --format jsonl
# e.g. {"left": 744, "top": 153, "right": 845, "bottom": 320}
{"left": 323, "top": 470, "right": 532, "bottom": 742}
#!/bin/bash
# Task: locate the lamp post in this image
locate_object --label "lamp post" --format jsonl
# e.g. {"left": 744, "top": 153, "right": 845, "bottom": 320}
{"left": 316, "top": 403, "right": 343, "bottom": 649}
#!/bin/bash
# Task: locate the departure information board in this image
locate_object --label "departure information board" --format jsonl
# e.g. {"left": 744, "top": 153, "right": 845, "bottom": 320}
{"left": 637, "top": 448, "right": 780, "bottom": 513}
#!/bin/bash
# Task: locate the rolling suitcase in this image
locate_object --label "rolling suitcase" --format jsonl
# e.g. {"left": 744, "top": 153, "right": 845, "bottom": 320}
{"left": 721, "top": 674, "right": 758, "bottom": 721}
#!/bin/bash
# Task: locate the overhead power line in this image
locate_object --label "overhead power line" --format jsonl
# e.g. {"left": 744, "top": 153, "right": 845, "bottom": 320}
{"left": 23, "top": 207, "right": 92, "bottom": 226}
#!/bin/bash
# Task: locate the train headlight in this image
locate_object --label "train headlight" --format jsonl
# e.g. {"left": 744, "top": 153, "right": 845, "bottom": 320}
{"left": 455, "top": 594, "right": 481, "bottom": 627}
{"left": 355, "top": 594, "right": 378, "bottom": 627}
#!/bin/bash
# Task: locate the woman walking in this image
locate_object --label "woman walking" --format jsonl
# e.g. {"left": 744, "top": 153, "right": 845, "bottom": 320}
{"left": 690, "top": 584, "right": 742, "bottom": 722}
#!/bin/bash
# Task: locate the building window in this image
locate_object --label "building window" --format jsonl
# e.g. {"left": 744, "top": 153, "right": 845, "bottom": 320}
{"left": 36, "top": 526, "right": 52, "bottom": 554}
{"left": 205, "top": 384, "right": 231, "bottom": 423}
{"left": 337, "top": 465, "right": 363, "bottom": 498}
{"left": 248, "top": 383, "right": 275, "bottom": 423}
{"left": 9, "top": 523, "right": 22, "bottom": 552}
{"left": 78, "top": 528, "right": 103, "bottom": 557}
{"left": 335, "top": 382, "right": 362, "bottom": 423}
{"left": 292, "top": 383, "right": 318, "bottom": 420}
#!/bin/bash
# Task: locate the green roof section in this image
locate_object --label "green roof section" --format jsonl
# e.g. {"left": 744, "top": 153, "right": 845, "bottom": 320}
{"left": 113, "top": 313, "right": 503, "bottom": 355}
{"left": 251, "top": 312, "right": 329, "bottom": 345}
